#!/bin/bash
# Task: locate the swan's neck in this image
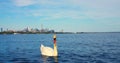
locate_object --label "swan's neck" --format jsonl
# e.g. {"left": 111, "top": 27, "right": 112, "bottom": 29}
{"left": 53, "top": 40, "right": 58, "bottom": 56}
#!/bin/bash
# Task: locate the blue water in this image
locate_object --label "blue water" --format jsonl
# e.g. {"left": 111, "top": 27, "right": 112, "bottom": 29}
{"left": 0, "top": 33, "right": 120, "bottom": 63}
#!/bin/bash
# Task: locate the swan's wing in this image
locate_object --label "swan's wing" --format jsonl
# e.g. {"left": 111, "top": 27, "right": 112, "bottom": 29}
{"left": 40, "top": 44, "right": 54, "bottom": 56}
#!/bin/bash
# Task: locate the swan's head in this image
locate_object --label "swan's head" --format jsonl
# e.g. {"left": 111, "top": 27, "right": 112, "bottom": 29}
{"left": 53, "top": 34, "right": 56, "bottom": 39}
{"left": 53, "top": 34, "right": 56, "bottom": 44}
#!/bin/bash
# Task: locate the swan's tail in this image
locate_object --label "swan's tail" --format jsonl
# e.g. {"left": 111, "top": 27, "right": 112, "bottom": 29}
{"left": 40, "top": 44, "right": 44, "bottom": 52}
{"left": 41, "top": 44, "right": 44, "bottom": 48}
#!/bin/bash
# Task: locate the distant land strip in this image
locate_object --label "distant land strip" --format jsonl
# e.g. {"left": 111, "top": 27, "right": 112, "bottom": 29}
{"left": 0, "top": 31, "right": 120, "bottom": 34}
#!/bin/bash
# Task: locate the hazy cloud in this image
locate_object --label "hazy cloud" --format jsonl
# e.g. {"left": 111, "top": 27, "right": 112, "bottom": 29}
{"left": 11, "top": 0, "right": 120, "bottom": 20}
{"left": 12, "top": 0, "right": 35, "bottom": 6}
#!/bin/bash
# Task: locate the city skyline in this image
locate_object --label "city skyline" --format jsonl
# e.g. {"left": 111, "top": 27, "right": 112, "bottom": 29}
{"left": 0, "top": 26, "right": 54, "bottom": 32}
{"left": 0, "top": 0, "right": 120, "bottom": 32}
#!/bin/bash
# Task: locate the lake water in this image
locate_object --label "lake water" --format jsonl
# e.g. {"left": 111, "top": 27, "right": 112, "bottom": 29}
{"left": 0, "top": 33, "right": 120, "bottom": 63}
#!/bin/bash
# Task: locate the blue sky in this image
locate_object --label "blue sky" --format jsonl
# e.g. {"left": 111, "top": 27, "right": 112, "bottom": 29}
{"left": 0, "top": 0, "right": 120, "bottom": 32}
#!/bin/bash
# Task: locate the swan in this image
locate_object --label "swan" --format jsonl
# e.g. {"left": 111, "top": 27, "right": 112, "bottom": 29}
{"left": 40, "top": 34, "right": 58, "bottom": 56}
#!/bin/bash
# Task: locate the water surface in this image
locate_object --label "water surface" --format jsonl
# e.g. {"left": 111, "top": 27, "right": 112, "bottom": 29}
{"left": 0, "top": 33, "right": 120, "bottom": 63}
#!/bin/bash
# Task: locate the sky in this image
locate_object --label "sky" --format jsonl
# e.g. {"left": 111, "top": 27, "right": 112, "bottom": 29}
{"left": 0, "top": 0, "right": 120, "bottom": 32}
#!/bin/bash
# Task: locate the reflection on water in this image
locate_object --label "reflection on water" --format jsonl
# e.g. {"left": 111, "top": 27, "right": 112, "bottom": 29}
{"left": 54, "top": 56, "right": 58, "bottom": 63}
{"left": 42, "top": 55, "right": 58, "bottom": 63}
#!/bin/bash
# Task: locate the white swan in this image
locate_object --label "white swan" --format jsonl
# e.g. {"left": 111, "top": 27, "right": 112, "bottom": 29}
{"left": 40, "top": 34, "right": 58, "bottom": 56}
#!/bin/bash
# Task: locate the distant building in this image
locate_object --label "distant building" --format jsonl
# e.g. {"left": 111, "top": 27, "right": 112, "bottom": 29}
{"left": 33, "top": 28, "right": 39, "bottom": 32}
{"left": 27, "top": 27, "right": 31, "bottom": 32}
{"left": 49, "top": 30, "right": 54, "bottom": 33}
{"left": 1, "top": 28, "right": 3, "bottom": 32}
{"left": 7, "top": 28, "right": 8, "bottom": 32}
{"left": 23, "top": 27, "right": 29, "bottom": 32}
{"left": 22, "top": 27, "right": 31, "bottom": 32}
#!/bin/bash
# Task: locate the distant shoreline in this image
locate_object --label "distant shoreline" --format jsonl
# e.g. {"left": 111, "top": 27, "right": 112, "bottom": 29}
{"left": 0, "top": 31, "right": 120, "bottom": 34}
{"left": 0, "top": 32, "right": 74, "bottom": 34}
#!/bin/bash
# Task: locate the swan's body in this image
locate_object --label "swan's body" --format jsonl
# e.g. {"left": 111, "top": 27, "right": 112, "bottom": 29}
{"left": 40, "top": 44, "right": 54, "bottom": 56}
{"left": 40, "top": 34, "right": 58, "bottom": 56}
